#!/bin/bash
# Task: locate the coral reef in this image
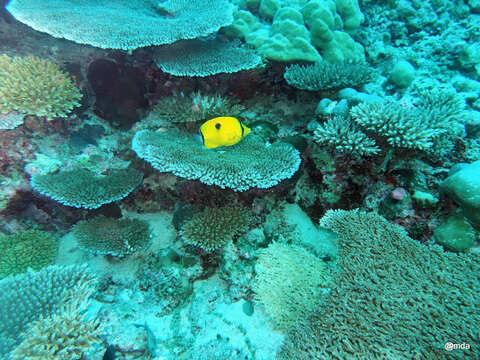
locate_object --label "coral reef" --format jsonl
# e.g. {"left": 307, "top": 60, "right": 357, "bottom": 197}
{"left": 132, "top": 130, "right": 301, "bottom": 191}
{"left": 180, "top": 205, "right": 252, "bottom": 252}
{"left": 0, "top": 230, "right": 58, "bottom": 278}
{"left": 9, "top": 304, "right": 103, "bottom": 360}
{"left": 73, "top": 215, "right": 151, "bottom": 257}
{"left": 148, "top": 91, "right": 245, "bottom": 123}
{"left": 281, "top": 210, "right": 480, "bottom": 359}
{"left": 0, "top": 265, "right": 97, "bottom": 357}
{"left": 254, "top": 242, "right": 332, "bottom": 330}
{"left": 0, "top": 55, "right": 82, "bottom": 119}
{"left": 6, "top": 0, "right": 234, "bottom": 50}
{"left": 153, "top": 38, "right": 263, "bottom": 77}
{"left": 30, "top": 168, "right": 143, "bottom": 209}
{"left": 284, "top": 61, "right": 374, "bottom": 91}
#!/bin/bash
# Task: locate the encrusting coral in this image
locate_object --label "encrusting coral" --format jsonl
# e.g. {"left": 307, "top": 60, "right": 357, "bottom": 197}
{"left": 0, "top": 55, "right": 82, "bottom": 120}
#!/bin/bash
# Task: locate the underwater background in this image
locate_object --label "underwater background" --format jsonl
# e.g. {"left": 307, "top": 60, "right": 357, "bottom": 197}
{"left": 0, "top": 0, "right": 479, "bottom": 359}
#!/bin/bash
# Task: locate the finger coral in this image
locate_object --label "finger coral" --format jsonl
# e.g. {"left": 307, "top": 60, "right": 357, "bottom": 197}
{"left": 0, "top": 55, "right": 82, "bottom": 120}
{"left": 132, "top": 129, "right": 300, "bottom": 191}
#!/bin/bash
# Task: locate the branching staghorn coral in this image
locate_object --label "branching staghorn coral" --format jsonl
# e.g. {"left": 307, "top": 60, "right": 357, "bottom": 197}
{"left": 0, "top": 55, "right": 82, "bottom": 120}
{"left": 0, "top": 265, "right": 97, "bottom": 357}
{"left": 313, "top": 115, "right": 380, "bottom": 157}
{"left": 284, "top": 61, "right": 374, "bottom": 91}
{"left": 149, "top": 91, "right": 244, "bottom": 123}
{"left": 9, "top": 304, "right": 103, "bottom": 360}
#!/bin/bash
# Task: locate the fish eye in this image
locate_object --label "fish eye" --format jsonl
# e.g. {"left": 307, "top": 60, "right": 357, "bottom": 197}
{"left": 215, "top": 123, "right": 221, "bottom": 130}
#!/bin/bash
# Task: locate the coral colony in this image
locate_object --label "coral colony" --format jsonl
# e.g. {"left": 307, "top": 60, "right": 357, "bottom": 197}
{"left": 0, "top": 0, "right": 479, "bottom": 359}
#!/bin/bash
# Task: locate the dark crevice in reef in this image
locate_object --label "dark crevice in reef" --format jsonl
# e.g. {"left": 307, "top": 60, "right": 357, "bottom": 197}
{"left": 87, "top": 58, "right": 149, "bottom": 129}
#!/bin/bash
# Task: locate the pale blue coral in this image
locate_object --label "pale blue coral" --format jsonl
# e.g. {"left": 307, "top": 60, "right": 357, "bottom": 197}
{"left": 153, "top": 38, "right": 263, "bottom": 77}
{"left": 132, "top": 129, "right": 301, "bottom": 191}
{"left": 6, "top": 0, "right": 234, "bottom": 50}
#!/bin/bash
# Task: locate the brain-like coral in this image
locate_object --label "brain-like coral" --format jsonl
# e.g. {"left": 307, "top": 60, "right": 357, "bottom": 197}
{"left": 31, "top": 168, "right": 143, "bottom": 209}
{"left": 132, "top": 129, "right": 301, "bottom": 191}
{"left": 148, "top": 91, "right": 245, "bottom": 123}
{"left": 72, "top": 215, "right": 151, "bottom": 257}
{"left": 282, "top": 210, "right": 480, "bottom": 359}
{"left": 0, "top": 55, "right": 82, "bottom": 119}
{"left": 254, "top": 242, "right": 332, "bottom": 330}
{"left": 153, "top": 38, "right": 263, "bottom": 77}
{"left": 0, "top": 230, "right": 58, "bottom": 279}
{"left": 284, "top": 61, "right": 374, "bottom": 91}
{"left": 6, "top": 0, "right": 234, "bottom": 50}
{"left": 0, "top": 265, "right": 97, "bottom": 357}
{"left": 180, "top": 205, "right": 252, "bottom": 252}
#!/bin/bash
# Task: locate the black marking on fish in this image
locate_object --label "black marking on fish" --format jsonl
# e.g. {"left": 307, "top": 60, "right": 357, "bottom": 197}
{"left": 201, "top": 130, "right": 205, "bottom": 146}
{"left": 236, "top": 118, "right": 244, "bottom": 137}
{"left": 215, "top": 122, "right": 221, "bottom": 130}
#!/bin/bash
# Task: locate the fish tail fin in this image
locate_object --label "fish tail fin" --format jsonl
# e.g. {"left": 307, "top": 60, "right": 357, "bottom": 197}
{"left": 242, "top": 124, "right": 251, "bottom": 136}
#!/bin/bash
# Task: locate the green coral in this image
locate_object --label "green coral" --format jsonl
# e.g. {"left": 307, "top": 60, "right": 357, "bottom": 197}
{"left": 180, "top": 205, "right": 252, "bottom": 252}
{"left": 0, "top": 230, "right": 58, "bottom": 279}
{"left": 148, "top": 91, "right": 244, "bottom": 123}
{"left": 282, "top": 210, "right": 480, "bottom": 359}
{"left": 31, "top": 168, "right": 143, "bottom": 209}
{"left": 132, "top": 129, "right": 300, "bottom": 191}
{"left": 72, "top": 215, "right": 151, "bottom": 257}
{"left": 0, "top": 55, "right": 82, "bottom": 120}
{"left": 9, "top": 303, "right": 103, "bottom": 360}
{"left": 254, "top": 242, "right": 332, "bottom": 330}
{"left": 284, "top": 61, "right": 374, "bottom": 91}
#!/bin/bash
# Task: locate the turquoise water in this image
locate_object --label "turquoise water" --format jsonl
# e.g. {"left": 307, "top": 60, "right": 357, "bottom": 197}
{"left": 0, "top": 0, "right": 479, "bottom": 359}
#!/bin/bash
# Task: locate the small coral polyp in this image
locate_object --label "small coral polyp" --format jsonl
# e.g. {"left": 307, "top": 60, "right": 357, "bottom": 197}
{"left": 0, "top": 55, "right": 82, "bottom": 120}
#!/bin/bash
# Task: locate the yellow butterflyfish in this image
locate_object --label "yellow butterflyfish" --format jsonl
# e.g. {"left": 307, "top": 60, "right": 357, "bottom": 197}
{"left": 200, "top": 116, "right": 251, "bottom": 149}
